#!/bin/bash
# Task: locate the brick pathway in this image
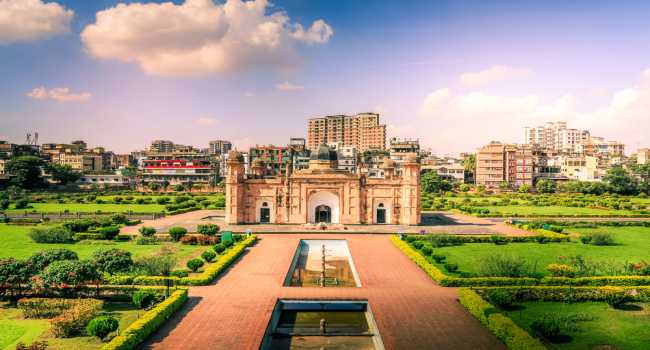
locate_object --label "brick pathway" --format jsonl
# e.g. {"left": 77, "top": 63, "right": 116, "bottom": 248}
{"left": 142, "top": 234, "right": 505, "bottom": 350}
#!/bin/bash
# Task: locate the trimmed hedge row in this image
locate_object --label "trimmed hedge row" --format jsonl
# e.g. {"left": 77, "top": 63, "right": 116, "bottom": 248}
{"left": 476, "top": 286, "right": 650, "bottom": 302}
{"left": 392, "top": 235, "right": 650, "bottom": 287}
{"left": 458, "top": 288, "right": 546, "bottom": 350}
{"left": 102, "top": 289, "right": 188, "bottom": 350}
{"left": 128, "top": 235, "right": 257, "bottom": 286}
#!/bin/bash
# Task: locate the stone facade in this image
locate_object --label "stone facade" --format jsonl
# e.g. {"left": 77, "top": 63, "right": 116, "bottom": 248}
{"left": 225, "top": 145, "right": 420, "bottom": 225}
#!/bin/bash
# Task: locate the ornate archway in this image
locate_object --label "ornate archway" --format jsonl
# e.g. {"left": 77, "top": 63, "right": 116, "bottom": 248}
{"left": 307, "top": 191, "right": 340, "bottom": 224}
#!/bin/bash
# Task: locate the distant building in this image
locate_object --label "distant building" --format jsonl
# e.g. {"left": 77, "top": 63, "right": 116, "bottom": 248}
{"left": 149, "top": 140, "right": 175, "bottom": 153}
{"left": 248, "top": 145, "right": 291, "bottom": 177}
{"left": 77, "top": 173, "right": 133, "bottom": 187}
{"left": 475, "top": 142, "right": 536, "bottom": 188}
{"left": 208, "top": 140, "right": 232, "bottom": 155}
{"left": 523, "top": 121, "right": 590, "bottom": 153}
{"left": 638, "top": 148, "right": 650, "bottom": 165}
{"left": 140, "top": 158, "right": 216, "bottom": 186}
{"left": 307, "top": 113, "right": 386, "bottom": 152}
{"left": 389, "top": 138, "right": 419, "bottom": 165}
{"left": 52, "top": 153, "right": 104, "bottom": 172}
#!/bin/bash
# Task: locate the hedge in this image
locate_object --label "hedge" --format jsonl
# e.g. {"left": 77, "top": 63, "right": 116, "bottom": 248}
{"left": 392, "top": 235, "right": 650, "bottom": 287}
{"left": 458, "top": 288, "right": 546, "bottom": 350}
{"left": 126, "top": 235, "right": 257, "bottom": 286}
{"left": 102, "top": 289, "right": 188, "bottom": 350}
{"left": 475, "top": 286, "right": 650, "bottom": 302}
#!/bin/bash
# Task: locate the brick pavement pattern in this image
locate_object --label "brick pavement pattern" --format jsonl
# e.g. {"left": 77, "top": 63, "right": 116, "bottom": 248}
{"left": 142, "top": 234, "right": 505, "bottom": 350}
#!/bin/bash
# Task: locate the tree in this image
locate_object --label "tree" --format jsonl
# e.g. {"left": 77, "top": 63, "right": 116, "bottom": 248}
{"left": 147, "top": 182, "right": 160, "bottom": 192}
{"left": 93, "top": 249, "right": 133, "bottom": 275}
{"left": 39, "top": 260, "right": 100, "bottom": 289}
{"left": 0, "top": 258, "right": 33, "bottom": 294}
{"left": 168, "top": 227, "right": 187, "bottom": 241}
{"left": 28, "top": 249, "right": 79, "bottom": 272}
{"left": 5, "top": 156, "right": 44, "bottom": 189}
{"left": 420, "top": 171, "right": 452, "bottom": 194}
{"left": 161, "top": 180, "right": 170, "bottom": 191}
{"left": 535, "top": 178, "right": 556, "bottom": 193}
{"left": 46, "top": 163, "right": 81, "bottom": 185}
{"left": 603, "top": 166, "right": 639, "bottom": 195}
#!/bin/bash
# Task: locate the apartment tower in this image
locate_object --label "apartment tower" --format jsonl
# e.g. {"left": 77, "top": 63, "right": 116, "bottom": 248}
{"left": 307, "top": 113, "right": 387, "bottom": 152}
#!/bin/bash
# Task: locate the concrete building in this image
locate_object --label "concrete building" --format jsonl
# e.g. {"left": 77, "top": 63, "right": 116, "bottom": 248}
{"left": 149, "top": 140, "right": 175, "bottom": 153}
{"left": 637, "top": 148, "right": 650, "bottom": 165}
{"left": 140, "top": 158, "right": 216, "bottom": 186}
{"left": 225, "top": 144, "right": 420, "bottom": 225}
{"left": 208, "top": 140, "right": 232, "bottom": 156}
{"left": 52, "top": 153, "right": 104, "bottom": 172}
{"left": 389, "top": 138, "right": 420, "bottom": 166}
{"left": 77, "top": 173, "right": 133, "bottom": 188}
{"left": 476, "top": 142, "right": 536, "bottom": 188}
{"left": 307, "top": 113, "right": 387, "bottom": 152}
{"left": 524, "top": 122, "right": 590, "bottom": 153}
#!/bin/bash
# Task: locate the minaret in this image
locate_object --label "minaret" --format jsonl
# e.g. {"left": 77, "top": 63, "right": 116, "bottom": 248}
{"left": 225, "top": 150, "right": 245, "bottom": 224}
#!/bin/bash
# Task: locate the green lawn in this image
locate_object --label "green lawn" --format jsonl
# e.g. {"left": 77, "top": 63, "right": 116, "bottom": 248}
{"left": 421, "top": 226, "right": 650, "bottom": 276}
{"left": 6, "top": 203, "right": 166, "bottom": 214}
{"left": 505, "top": 301, "right": 650, "bottom": 350}
{"left": 474, "top": 205, "right": 639, "bottom": 216}
{"left": 0, "top": 224, "right": 201, "bottom": 265}
{"left": 0, "top": 302, "right": 143, "bottom": 350}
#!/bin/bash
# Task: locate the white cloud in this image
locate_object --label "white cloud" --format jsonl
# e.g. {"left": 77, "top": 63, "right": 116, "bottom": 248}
{"left": 459, "top": 65, "right": 532, "bottom": 87}
{"left": 418, "top": 68, "right": 650, "bottom": 154}
{"left": 26, "top": 86, "right": 91, "bottom": 102}
{"left": 275, "top": 81, "right": 304, "bottom": 91}
{"left": 0, "top": 0, "right": 73, "bottom": 44}
{"left": 81, "top": 0, "right": 333, "bottom": 76}
{"left": 195, "top": 116, "right": 218, "bottom": 125}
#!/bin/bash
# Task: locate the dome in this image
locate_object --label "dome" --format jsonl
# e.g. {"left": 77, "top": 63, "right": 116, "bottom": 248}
{"left": 227, "top": 150, "right": 244, "bottom": 162}
{"left": 381, "top": 157, "right": 396, "bottom": 168}
{"left": 310, "top": 144, "right": 338, "bottom": 162}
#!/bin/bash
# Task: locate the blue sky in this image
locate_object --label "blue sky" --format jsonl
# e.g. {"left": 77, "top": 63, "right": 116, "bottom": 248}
{"left": 2, "top": 0, "right": 650, "bottom": 154}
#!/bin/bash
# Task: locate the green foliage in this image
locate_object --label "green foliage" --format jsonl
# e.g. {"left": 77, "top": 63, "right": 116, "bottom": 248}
{"left": 589, "top": 231, "right": 615, "bottom": 246}
{"left": 444, "top": 262, "right": 459, "bottom": 272}
{"left": 420, "top": 246, "right": 433, "bottom": 256}
{"left": 196, "top": 224, "right": 219, "bottom": 236}
{"left": 518, "top": 184, "right": 531, "bottom": 193}
{"left": 134, "top": 251, "right": 177, "bottom": 276}
{"left": 93, "top": 248, "right": 134, "bottom": 275}
{"left": 99, "top": 226, "right": 121, "bottom": 240}
{"left": 478, "top": 254, "right": 536, "bottom": 278}
{"left": 546, "top": 263, "right": 576, "bottom": 278}
{"left": 87, "top": 315, "right": 119, "bottom": 339}
{"left": 5, "top": 156, "right": 45, "bottom": 189}
{"left": 490, "top": 235, "right": 508, "bottom": 245}
{"left": 420, "top": 171, "right": 452, "bottom": 194}
{"left": 28, "top": 249, "right": 79, "bottom": 271}
{"left": 132, "top": 290, "right": 159, "bottom": 309}
{"left": 138, "top": 226, "right": 156, "bottom": 237}
{"left": 15, "top": 197, "right": 30, "bottom": 209}
{"left": 535, "top": 178, "right": 556, "bottom": 194}
{"left": 604, "top": 166, "right": 640, "bottom": 195}
{"left": 135, "top": 236, "right": 159, "bottom": 245}
{"left": 39, "top": 260, "right": 100, "bottom": 289}
{"left": 201, "top": 250, "right": 216, "bottom": 262}
{"left": 601, "top": 286, "right": 634, "bottom": 308}
{"left": 50, "top": 298, "right": 103, "bottom": 338}
{"left": 63, "top": 219, "right": 94, "bottom": 233}
{"left": 530, "top": 316, "right": 562, "bottom": 340}
{"left": 167, "top": 227, "right": 187, "bottom": 242}
{"left": 487, "top": 289, "right": 515, "bottom": 308}
{"left": 222, "top": 239, "right": 233, "bottom": 248}
{"left": 212, "top": 243, "right": 225, "bottom": 254}
{"left": 47, "top": 163, "right": 82, "bottom": 185}
{"left": 186, "top": 258, "right": 204, "bottom": 272}
{"left": 29, "top": 226, "right": 74, "bottom": 243}
{"left": 0, "top": 258, "right": 33, "bottom": 289}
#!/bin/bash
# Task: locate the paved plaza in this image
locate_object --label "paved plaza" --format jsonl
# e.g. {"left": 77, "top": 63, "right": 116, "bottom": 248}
{"left": 142, "top": 234, "right": 506, "bottom": 350}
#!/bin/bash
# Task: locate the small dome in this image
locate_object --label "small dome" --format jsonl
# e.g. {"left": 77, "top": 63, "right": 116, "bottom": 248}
{"left": 228, "top": 150, "right": 244, "bottom": 162}
{"left": 381, "top": 157, "right": 396, "bottom": 168}
{"left": 310, "top": 144, "right": 338, "bottom": 162}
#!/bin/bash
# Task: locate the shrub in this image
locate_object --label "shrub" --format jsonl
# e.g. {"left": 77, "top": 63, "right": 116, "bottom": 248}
{"left": 530, "top": 316, "right": 562, "bottom": 340}
{"left": 39, "top": 260, "right": 101, "bottom": 289}
{"left": 135, "top": 253, "right": 176, "bottom": 276}
{"left": 222, "top": 239, "right": 233, "bottom": 248}
{"left": 589, "top": 232, "right": 615, "bottom": 246}
{"left": 197, "top": 235, "right": 219, "bottom": 246}
{"left": 135, "top": 236, "right": 159, "bottom": 245}
{"left": 196, "top": 224, "right": 219, "bottom": 236}
{"left": 93, "top": 249, "right": 133, "bottom": 275}
{"left": 444, "top": 263, "right": 458, "bottom": 272}
{"left": 478, "top": 254, "right": 534, "bottom": 278}
{"left": 431, "top": 254, "right": 446, "bottom": 263}
{"left": 487, "top": 289, "right": 515, "bottom": 308}
{"left": 546, "top": 264, "right": 576, "bottom": 278}
{"left": 201, "top": 250, "right": 216, "bottom": 262}
{"left": 99, "top": 226, "right": 120, "bottom": 240}
{"left": 18, "top": 298, "right": 77, "bottom": 318}
{"left": 138, "top": 226, "right": 156, "bottom": 237}
{"left": 28, "top": 249, "right": 78, "bottom": 271}
{"left": 29, "top": 226, "right": 74, "bottom": 243}
{"left": 213, "top": 243, "right": 226, "bottom": 254}
{"left": 132, "top": 290, "right": 159, "bottom": 309}
{"left": 62, "top": 219, "right": 94, "bottom": 233}
{"left": 420, "top": 246, "right": 433, "bottom": 256}
{"left": 180, "top": 235, "right": 198, "bottom": 245}
{"left": 490, "top": 235, "right": 508, "bottom": 245}
{"left": 0, "top": 199, "right": 9, "bottom": 210}
{"left": 534, "top": 235, "right": 549, "bottom": 244}
{"left": 187, "top": 258, "right": 204, "bottom": 272}
{"left": 86, "top": 316, "right": 119, "bottom": 339}
{"left": 156, "top": 197, "right": 170, "bottom": 205}
{"left": 412, "top": 241, "right": 424, "bottom": 249}
{"left": 601, "top": 286, "right": 633, "bottom": 308}
{"left": 110, "top": 214, "right": 129, "bottom": 225}
{"left": 15, "top": 198, "right": 29, "bottom": 209}
{"left": 169, "top": 269, "right": 189, "bottom": 278}
{"left": 428, "top": 234, "right": 463, "bottom": 247}
{"left": 50, "top": 299, "right": 103, "bottom": 338}
{"left": 579, "top": 235, "right": 592, "bottom": 244}
{"left": 168, "top": 227, "right": 187, "bottom": 242}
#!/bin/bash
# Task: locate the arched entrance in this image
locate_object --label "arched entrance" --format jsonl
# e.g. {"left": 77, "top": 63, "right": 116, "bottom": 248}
{"left": 259, "top": 202, "right": 270, "bottom": 223}
{"left": 315, "top": 205, "right": 332, "bottom": 223}
{"left": 376, "top": 203, "right": 386, "bottom": 224}
{"left": 307, "top": 191, "right": 340, "bottom": 224}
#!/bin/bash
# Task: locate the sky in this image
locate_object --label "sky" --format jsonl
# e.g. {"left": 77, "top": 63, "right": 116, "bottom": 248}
{"left": 2, "top": 0, "right": 650, "bottom": 155}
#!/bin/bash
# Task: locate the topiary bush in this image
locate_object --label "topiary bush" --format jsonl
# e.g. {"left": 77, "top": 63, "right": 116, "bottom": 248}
{"left": 132, "top": 290, "right": 159, "bottom": 309}
{"left": 196, "top": 224, "right": 219, "bottom": 236}
{"left": 546, "top": 264, "right": 576, "bottom": 278}
{"left": 431, "top": 254, "right": 446, "bottom": 263}
{"left": 213, "top": 243, "right": 225, "bottom": 254}
{"left": 93, "top": 249, "right": 133, "bottom": 275}
{"left": 444, "top": 262, "right": 459, "bottom": 272}
{"left": 487, "top": 289, "right": 515, "bottom": 308}
{"left": 138, "top": 226, "right": 156, "bottom": 237}
{"left": 86, "top": 315, "right": 119, "bottom": 339}
{"left": 14, "top": 198, "right": 29, "bottom": 209}
{"left": 99, "top": 226, "right": 120, "bottom": 240}
{"left": 223, "top": 239, "right": 233, "bottom": 248}
{"left": 201, "top": 250, "right": 216, "bottom": 262}
{"left": 589, "top": 232, "right": 615, "bottom": 246}
{"left": 168, "top": 227, "right": 187, "bottom": 242}
{"left": 29, "top": 226, "right": 74, "bottom": 243}
{"left": 186, "top": 258, "right": 204, "bottom": 272}
{"left": 420, "top": 246, "right": 433, "bottom": 256}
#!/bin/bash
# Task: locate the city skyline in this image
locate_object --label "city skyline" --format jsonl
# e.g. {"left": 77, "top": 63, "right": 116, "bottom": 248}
{"left": 3, "top": 0, "right": 650, "bottom": 154}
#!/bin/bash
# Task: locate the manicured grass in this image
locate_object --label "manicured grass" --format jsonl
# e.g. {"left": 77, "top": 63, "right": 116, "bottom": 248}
{"left": 0, "top": 302, "right": 143, "bottom": 350}
{"left": 7, "top": 203, "right": 166, "bottom": 214}
{"left": 0, "top": 224, "right": 201, "bottom": 265}
{"left": 505, "top": 301, "right": 650, "bottom": 350}
{"left": 475, "top": 205, "right": 640, "bottom": 216}
{"left": 423, "top": 227, "right": 650, "bottom": 276}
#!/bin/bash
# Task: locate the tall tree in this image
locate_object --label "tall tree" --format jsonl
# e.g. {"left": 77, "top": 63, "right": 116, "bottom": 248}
{"left": 5, "top": 156, "right": 44, "bottom": 189}
{"left": 603, "top": 166, "right": 639, "bottom": 195}
{"left": 420, "top": 171, "right": 452, "bottom": 194}
{"left": 47, "top": 163, "right": 81, "bottom": 185}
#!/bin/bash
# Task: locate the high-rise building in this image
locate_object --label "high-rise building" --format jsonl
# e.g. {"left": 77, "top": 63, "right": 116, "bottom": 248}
{"left": 307, "top": 113, "right": 387, "bottom": 152}
{"left": 523, "top": 122, "right": 590, "bottom": 153}
{"left": 208, "top": 140, "right": 233, "bottom": 155}
{"left": 149, "top": 140, "right": 175, "bottom": 153}
{"left": 476, "top": 142, "right": 536, "bottom": 188}
{"left": 637, "top": 148, "right": 650, "bottom": 165}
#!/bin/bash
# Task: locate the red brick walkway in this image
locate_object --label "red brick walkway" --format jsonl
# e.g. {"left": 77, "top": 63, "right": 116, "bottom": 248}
{"left": 142, "top": 234, "right": 504, "bottom": 350}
